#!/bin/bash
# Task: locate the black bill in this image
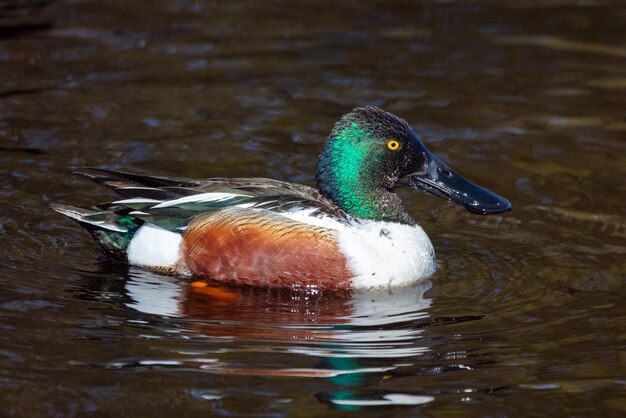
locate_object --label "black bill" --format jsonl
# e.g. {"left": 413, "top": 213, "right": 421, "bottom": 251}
{"left": 403, "top": 152, "right": 511, "bottom": 215}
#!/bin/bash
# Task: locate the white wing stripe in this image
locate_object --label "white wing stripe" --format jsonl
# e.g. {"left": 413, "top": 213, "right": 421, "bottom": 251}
{"left": 150, "top": 192, "right": 251, "bottom": 209}
{"left": 114, "top": 198, "right": 162, "bottom": 205}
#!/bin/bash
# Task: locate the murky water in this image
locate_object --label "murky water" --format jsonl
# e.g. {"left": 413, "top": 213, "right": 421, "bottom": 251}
{"left": 1, "top": 0, "right": 625, "bottom": 416}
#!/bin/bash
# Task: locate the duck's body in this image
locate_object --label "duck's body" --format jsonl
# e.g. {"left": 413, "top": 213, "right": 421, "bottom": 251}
{"left": 53, "top": 107, "right": 510, "bottom": 290}
{"left": 53, "top": 170, "right": 435, "bottom": 290}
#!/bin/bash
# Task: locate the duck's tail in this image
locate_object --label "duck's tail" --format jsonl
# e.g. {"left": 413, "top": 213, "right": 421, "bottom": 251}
{"left": 51, "top": 203, "right": 143, "bottom": 261}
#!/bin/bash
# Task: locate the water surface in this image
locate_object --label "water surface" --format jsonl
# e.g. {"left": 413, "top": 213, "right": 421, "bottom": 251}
{"left": 1, "top": 0, "right": 625, "bottom": 416}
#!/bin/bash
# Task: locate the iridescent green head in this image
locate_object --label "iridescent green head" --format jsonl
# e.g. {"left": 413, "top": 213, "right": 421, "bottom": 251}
{"left": 316, "top": 106, "right": 511, "bottom": 224}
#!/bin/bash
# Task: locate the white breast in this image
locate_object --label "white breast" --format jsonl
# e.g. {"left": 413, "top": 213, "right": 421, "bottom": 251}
{"left": 337, "top": 220, "right": 436, "bottom": 289}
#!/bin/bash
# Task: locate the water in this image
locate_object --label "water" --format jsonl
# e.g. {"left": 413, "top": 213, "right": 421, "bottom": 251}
{"left": 1, "top": 0, "right": 625, "bottom": 416}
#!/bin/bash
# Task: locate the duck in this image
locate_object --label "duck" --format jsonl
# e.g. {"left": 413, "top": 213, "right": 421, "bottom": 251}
{"left": 52, "top": 106, "right": 511, "bottom": 290}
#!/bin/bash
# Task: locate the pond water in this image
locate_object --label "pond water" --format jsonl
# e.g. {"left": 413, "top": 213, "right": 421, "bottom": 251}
{"left": 1, "top": 0, "right": 625, "bottom": 416}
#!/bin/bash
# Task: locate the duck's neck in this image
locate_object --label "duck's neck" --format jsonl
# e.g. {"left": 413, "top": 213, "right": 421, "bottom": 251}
{"left": 315, "top": 128, "right": 414, "bottom": 225}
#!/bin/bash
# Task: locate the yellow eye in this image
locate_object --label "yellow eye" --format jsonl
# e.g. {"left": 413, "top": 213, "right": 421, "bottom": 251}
{"left": 387, "top": 140, "right": 400, "bottom": 151}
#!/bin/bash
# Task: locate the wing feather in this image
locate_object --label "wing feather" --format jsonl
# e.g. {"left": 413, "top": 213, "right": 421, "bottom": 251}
{"left": 71, "top": 167, "right": 352, "bottom": 232}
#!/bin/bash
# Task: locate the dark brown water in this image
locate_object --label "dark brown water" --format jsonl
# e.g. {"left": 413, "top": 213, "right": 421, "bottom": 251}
{"left": 1, "top": 1, "right": 625, "bottom": 416}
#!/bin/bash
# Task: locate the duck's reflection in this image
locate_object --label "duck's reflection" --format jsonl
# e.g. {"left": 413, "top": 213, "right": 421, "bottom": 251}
{"left": 73, "top": 267, "right": 487, "bottom": 409}
{"left": 119, "top": 268, "right": 441, "bottom": 408}
{"left": 124, "top": 267, "right": 431, "bottom": 343}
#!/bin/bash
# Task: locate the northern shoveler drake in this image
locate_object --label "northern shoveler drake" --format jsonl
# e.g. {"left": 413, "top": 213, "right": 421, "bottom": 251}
{"left": 52, "top": 106, "right": 511, "bottom": 290}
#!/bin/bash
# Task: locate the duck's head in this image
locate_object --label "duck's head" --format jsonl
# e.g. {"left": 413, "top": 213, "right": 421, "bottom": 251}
{"left": 316, "top": 106, "right": 511, "bottom": 224}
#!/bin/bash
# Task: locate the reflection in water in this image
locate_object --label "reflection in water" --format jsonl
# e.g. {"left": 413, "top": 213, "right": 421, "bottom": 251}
{"left": 91, "top": 268, "right": 474, "bottom": 409}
